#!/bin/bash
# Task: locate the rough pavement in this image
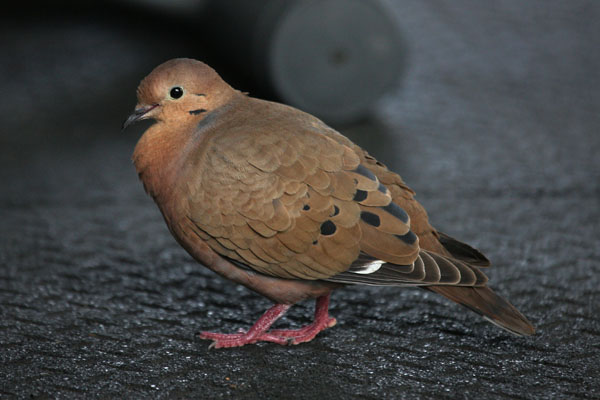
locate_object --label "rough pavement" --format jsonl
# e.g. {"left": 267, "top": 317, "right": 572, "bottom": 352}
{"left": 1, "top": 1, "right": 599, "bottom": 398}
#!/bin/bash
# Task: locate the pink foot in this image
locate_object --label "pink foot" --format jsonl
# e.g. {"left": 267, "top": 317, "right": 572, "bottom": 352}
{"left": 269, "top": 295, "right": 337, "bottom": 344}
{"left": 198, "top": 294, "right": 335, "bottom": 348}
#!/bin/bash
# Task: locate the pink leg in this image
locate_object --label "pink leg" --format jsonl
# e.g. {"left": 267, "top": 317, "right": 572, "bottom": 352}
{"left": 269, "top": 294, "right": 337, "bottom": 344}
{"left": 199, "top": 303, "right": 291, "bottom": 348}
{"left": 198, "top": 294, "right": 336, "bottom": 348}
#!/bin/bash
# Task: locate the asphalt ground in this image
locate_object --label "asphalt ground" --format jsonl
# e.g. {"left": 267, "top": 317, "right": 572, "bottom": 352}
{"left": 1, "top": 1, "right": 598, "bottom": 398}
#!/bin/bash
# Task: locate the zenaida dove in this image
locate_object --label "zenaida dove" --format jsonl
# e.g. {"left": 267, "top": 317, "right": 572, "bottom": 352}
{"left": 123, "top": 58, "right": 535, "bottom": 348}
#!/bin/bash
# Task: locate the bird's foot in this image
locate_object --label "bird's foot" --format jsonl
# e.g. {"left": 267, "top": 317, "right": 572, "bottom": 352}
{"left": 199, "top": 316, "right": 337, "bottom": 348}
{"left": 198, "top": 294, "right": 335, "bottom": 348}
{"left": 270, "top": 315, "right": 337, "bottom": 345}
{"left": 198, "top": 330, "right": 291, "bottom": 348}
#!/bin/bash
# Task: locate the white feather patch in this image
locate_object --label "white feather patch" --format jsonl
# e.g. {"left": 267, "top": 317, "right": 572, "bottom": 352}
{"left": 353, "top": 260, "right": 385, "bottom": 274}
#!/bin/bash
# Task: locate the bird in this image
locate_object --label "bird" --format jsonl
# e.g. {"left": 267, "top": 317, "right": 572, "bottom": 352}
{"left": 123, "top": 58, "right": 535, "bottom": 348}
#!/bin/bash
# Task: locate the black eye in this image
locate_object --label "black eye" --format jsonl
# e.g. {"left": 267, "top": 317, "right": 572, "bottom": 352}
{"left": 170, "top": 86, "right": 183, "bottom": 99}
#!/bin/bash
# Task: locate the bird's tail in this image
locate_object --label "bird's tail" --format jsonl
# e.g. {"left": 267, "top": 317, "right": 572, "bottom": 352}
{"left": 426, "top": 285, "right": 535, "bottom": 336}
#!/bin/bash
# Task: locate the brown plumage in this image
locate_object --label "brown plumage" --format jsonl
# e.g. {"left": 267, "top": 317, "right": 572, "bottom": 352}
{"left": 124, "top": 58, "right": 535, "bottom": 348}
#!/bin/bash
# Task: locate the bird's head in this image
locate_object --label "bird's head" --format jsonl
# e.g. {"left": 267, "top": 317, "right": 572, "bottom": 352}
{"left": 123, "top": 58, "right": 235, "bottom": 130}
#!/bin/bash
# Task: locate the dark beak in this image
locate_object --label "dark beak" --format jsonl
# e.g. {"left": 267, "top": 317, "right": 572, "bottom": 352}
{"left": 122, "top": 104, "right": 159, "bottom": 131}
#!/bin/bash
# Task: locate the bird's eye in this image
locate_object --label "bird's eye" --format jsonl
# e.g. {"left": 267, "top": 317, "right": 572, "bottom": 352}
{"left": 170, "top": 86, "right": 184, "bottom": 99}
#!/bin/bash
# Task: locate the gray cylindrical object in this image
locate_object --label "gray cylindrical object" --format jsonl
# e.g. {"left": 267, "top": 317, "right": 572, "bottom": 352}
{"left": 203, "top": 0, "right": 405, "bottom": 123}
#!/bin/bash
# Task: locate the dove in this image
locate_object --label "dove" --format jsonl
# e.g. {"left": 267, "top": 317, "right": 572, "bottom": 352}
{"left": 123, "top": 58, "right": 535, "bottom": 348}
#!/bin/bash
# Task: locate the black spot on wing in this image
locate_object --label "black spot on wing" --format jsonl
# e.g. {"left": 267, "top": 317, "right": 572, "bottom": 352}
{"left": 331, "top": 205, "right": 340, "bottom": 216}
{"left": 395, "top": 230, "right": 417, "bottom": 244}
{"left": 303, "top": 204, "right": 310, "bottom": 211}
{"left": 320, "top": 220, "right": 337, "bottom": 236}
{"left": 360, "top": 211, "right": 381, "bottom": 227}
{"left": 189, "top": 108, "right": 207, "bottom": 115}
{"left": 383, "top": 202, "right": 409, "bottom": 224}
{"left": 354, "top": 165, "right": 377, "bottom": 181}
{"left": 353, "top": 189, "right": 368, "bottom": 202}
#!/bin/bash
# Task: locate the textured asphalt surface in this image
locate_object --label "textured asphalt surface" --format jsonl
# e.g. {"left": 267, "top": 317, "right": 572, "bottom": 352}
{"left": 1, "top": 1, "right": 599, "bottom": 398}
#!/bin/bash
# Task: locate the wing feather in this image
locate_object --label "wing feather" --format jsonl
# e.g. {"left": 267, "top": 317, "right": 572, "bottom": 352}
{"left": 186, "top": 111, "right": 488, "bottom": 287}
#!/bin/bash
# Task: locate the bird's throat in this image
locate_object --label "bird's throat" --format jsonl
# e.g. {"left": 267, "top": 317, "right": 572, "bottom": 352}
{"left": 132, "top": 123, "right": 190, "bottom": 202}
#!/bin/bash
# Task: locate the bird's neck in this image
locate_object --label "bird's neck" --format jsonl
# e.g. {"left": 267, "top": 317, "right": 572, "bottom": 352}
{"left": 132, "top": 94, "right": 241, "bottom": 205}
{"left": 132, "top": 122, "right": 192, "bottom": 203}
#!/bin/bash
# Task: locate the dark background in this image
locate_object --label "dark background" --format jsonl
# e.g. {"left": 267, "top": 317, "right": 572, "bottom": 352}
{"left": 1, "top": 0, "right": 599, "bottom": 398}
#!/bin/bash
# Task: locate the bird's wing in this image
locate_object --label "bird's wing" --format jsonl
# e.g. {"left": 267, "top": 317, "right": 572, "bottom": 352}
{"left": 316, "top": 123, "right": 491, "bottom": 267}
{"left": 185, "top": 114, "right": 487, "bottom": 287}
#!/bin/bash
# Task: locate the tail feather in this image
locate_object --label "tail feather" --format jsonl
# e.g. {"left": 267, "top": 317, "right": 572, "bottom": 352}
{"left": 436, "top": 231, "right": 491, "bottom": 267}
{"left": 426, "top": 285, "right": 535, "bottom": 336}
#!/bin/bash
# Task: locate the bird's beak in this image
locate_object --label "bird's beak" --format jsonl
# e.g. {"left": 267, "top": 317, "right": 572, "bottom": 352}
{"left": 122, "top": 104, "right": 159, "bottom": 131}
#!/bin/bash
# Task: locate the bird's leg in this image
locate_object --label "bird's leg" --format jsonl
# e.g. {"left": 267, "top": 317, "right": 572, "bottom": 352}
{"left": 198, "top": 294, "right": 336, "bottom": 348}
{"left": 199, "top": 303, "right": 291, "bottom": 348}
{"left": 269, "top": 294, "right": 337, "bottom": 344}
